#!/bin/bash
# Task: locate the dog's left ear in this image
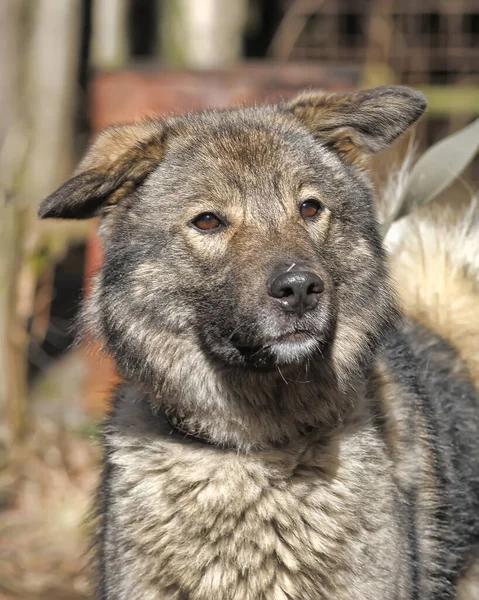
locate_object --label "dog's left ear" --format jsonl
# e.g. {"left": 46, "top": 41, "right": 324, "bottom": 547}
{"left": 285, "top": 85, "right": 426, "bottom": 165}
{"left": 38, "top": 120, "right": 168, "bottom": 219}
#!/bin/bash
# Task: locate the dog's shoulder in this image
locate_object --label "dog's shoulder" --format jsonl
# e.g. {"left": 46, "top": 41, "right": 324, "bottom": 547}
{"left": 373, "top": 323, "right": 479, "bottom": 596}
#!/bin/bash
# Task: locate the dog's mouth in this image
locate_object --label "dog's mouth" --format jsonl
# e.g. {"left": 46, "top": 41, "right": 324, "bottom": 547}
{"left": 272, "top": 330, "right": 314, "bottom": 344}
{"left": 232, "top": 329, "right": 325, "bottom": 367}
{"left": 203, "top": 311, "right": 334, "bottom": 369}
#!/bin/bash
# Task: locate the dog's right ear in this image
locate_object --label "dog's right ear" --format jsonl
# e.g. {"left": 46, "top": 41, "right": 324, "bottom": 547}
{"left": 38, "top": 120, "right": 168, "bottom": 219}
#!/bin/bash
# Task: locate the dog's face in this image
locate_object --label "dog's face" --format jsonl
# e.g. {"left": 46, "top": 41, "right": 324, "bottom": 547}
{"left": 40, "top": 86, "right": 426, "bottom": 381}
{"left": 130, "top": 118, "right": 342, "bottom": 369}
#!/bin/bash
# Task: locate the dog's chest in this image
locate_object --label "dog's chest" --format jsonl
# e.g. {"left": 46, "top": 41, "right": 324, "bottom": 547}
{"left": 107, "top": 427, "right": 406, "bottom": 600}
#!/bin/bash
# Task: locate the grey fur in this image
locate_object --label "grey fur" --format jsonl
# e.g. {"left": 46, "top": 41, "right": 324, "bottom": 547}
{"left": 39, "top": 86, "right": 479, "bottom": 599}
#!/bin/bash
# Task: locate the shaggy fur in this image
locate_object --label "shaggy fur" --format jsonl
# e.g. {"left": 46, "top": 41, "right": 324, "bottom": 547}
{"left": 39, "top": 86, "right": 479, "bottom": 599}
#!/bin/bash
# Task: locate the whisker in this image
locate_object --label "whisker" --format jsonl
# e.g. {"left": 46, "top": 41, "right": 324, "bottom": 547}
{"left": 249, "top": 344, "right": 269, "bottom": 359}
{"left": 277, "top": 365, "right": 289, "bottom": 385}
{"left": 227, "top": 322, "right": 246, "bottom": 342}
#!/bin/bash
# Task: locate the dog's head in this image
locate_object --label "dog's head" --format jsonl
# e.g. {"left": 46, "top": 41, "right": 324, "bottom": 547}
{"left": 40, "top": 86, "right": 425, "bottom": 385}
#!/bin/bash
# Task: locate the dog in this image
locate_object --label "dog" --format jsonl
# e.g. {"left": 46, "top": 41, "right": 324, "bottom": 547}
{"left": 39, "top": 86, "right": 479, "bottom": 599}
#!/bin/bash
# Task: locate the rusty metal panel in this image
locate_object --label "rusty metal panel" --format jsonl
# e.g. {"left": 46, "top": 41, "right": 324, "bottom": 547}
{"left": 91, "top": 62, "right": 361, "bottom": 130}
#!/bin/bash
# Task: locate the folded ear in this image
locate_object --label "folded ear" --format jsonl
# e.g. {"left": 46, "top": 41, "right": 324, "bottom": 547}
{"left": 285, "top": 85, "right": 427, "bottom": 166}
{"left": 38, "top": 120, "right": 168, "bottom": 219}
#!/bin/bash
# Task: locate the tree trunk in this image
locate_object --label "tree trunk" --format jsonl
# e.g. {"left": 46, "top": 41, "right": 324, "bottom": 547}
{"left": 91, "top": 0, "right": 129, "bottom": 69}
{"left": 0, "top": 0, "right": 83, "bottom": 449}
{"left": 0, "top": 0, "right": 28, "bottom": 448}
{"left": 159, "top": 0, "right": 248, "bottom": 68}
{"left": 24, "top": 0, "right": 82, "bottom": 214}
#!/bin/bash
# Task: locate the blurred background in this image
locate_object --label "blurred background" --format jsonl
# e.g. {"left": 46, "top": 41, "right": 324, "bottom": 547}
{"left": 0, "top": 1, "right": 478, "bottom": 598}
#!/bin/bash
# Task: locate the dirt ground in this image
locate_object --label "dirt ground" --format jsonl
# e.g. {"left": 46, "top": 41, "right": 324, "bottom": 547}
{"left": 0, "top": 352, "right": 101, "bottom": 600}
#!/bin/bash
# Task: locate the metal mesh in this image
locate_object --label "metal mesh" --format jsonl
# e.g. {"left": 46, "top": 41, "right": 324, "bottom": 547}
{"left": 273, "top": 0, "right": 479, "bottom": 86}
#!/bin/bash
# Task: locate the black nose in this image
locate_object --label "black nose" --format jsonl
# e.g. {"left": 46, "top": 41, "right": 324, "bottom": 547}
{"left": 268, "top": 270, "right": 324, "bottom": 315}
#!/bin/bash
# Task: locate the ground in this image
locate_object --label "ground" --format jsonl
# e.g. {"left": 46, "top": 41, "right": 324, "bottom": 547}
{"left": 0, "top": 351, "right": 101, "bottom": 600}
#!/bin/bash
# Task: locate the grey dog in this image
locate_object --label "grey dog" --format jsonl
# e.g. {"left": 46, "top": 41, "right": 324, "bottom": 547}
{"left": 40, "top": 86, "right": 479, "bottom": 599}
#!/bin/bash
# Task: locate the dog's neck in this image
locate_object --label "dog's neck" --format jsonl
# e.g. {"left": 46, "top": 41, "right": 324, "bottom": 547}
{"left": 147, "top": 352, "right": 369, "bottom": 452}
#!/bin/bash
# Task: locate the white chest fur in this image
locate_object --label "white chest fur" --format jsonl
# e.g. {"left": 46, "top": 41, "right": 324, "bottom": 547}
{"left": 104, "top": 400, "right": 409, "bottom": 600}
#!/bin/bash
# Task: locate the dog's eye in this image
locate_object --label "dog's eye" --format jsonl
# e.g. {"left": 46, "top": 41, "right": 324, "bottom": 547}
{"left": 191, "top": 213, "right": 224, "bottom": 231}
{"left": 300, "top": 199, "right": 323, "bottom": 220}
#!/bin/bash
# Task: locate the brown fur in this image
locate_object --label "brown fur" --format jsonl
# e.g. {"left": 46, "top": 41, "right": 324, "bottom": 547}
{"left": 39, "top": 121, "right": 168, "bottom": 219}
{"left": 38, "top": 87, "right": 479, "bottom": 599}
{"left": 389, "top": 204, "right": 479, "bottom": 392}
